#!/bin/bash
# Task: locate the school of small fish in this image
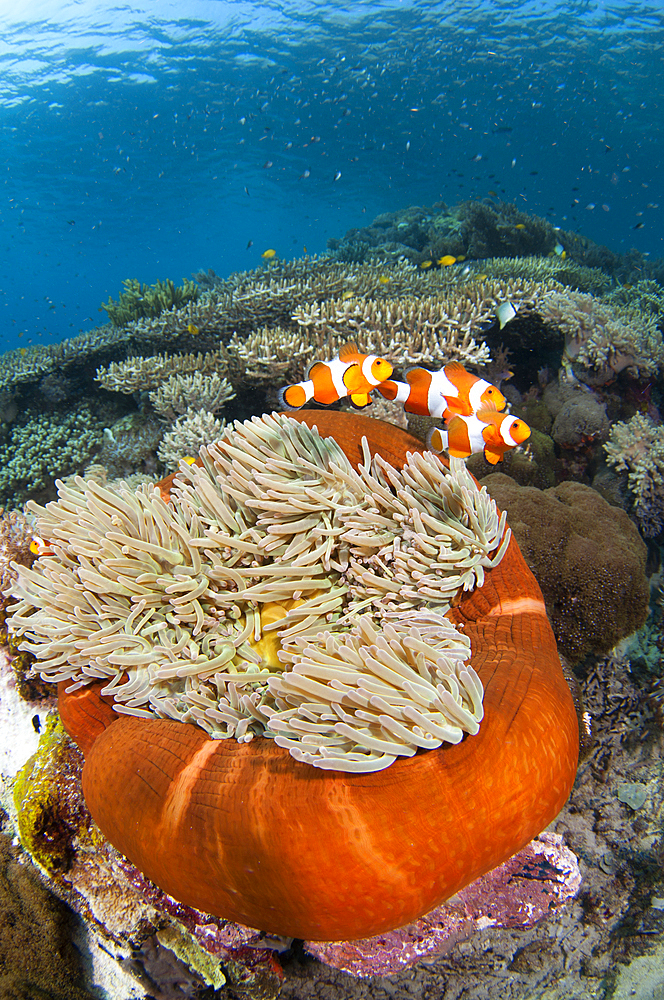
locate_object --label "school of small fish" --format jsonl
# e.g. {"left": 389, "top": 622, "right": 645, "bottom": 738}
{"left": 278, "top": 313, "right": 531, "bottom": 464}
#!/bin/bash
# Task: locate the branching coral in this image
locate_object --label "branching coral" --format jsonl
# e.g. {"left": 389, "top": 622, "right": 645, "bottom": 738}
{"left": 102, "top": 278, "right": 200, "bottom": 327}
{"left": 292, "top": 278, "right": 550, "bottom": 366}
{"left": 156, "top": 409, "right": 227, "bottom": 469}
{"left": 541, "top": 290, "right": 664, "bottom": 384}
{"left": 8, "top": 413, "right": 508, "bottom": 773}
{"left": 476, "top": 256, "right": 611, "bottom": 295}
{"left": 149, "top": 373, "right": 235, "bottom": 422}
{"left": 96, "top": 351, "right": 224, "bottom": 394}
{"left": 0, "top": 405, "right": 103, "bottom": 508}
{"left": 604, "top": 414, "right": 664, "bottom": 537}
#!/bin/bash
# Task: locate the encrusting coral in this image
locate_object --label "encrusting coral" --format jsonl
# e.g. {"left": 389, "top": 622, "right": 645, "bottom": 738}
{"left": 6, "top": 411, "right": 578, "bottom": 941}
{"left": 604, "top": 414, "right": 664, "bottom": 538}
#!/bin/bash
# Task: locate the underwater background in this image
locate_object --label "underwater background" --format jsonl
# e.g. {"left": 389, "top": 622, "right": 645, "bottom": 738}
{"left": 1, "top": 1, "right": 664, "bottom": 999}
{"left": 1, "top": 0, "right": 663, "bottom": 350}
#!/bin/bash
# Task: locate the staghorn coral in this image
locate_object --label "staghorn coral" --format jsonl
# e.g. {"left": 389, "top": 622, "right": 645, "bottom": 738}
{"left": 102, "top": 277, "right": 199, "bottom": 327}
{"left": 0, "top": 405, "right": 103, "bottom": 509}
{"left": 542, "top": 289, "right": 664, "bottom": 384}
{"left": 292, "top": 278, "right": 551, "bottom": 366}
{"left": 476, "top": 256, "right": 611, "bottom": 295}
{"left": 604, "top": 413, "right": 664, "bottom": 537}
{"left": 226, "top": 325, "right": 317, "bottom": 384}
{"left": 603, "top": 277, "right": 664, "bottom": 316}
{"left": 96, "top": 350, "right": 224, "bottom": 394}
{"left": 148, "top": 372, "right": 235, "bottom": 422}
{"left": 156, "top": 409, "right": 227, "bottom": 470}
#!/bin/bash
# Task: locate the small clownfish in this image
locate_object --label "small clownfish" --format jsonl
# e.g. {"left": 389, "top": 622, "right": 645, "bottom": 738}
{"left": 378, "top": 360, "right": 507, "bottom": 422}
{"left": 278, "top": 342, "right": 393, "bottom": 410}
{"left": 30, "top": 535, "right": 54, "bottom": 557}
{"left": 427, "top": 406, "right": 531, "bottom": 465}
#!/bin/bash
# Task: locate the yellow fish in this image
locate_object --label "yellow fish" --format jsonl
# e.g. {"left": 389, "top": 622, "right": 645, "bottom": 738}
{"left": 438, "top": 255, "right": 457, "bottom": 266}
{"left": 456, "top": 255, "right": 466, "bottom": 261}
{"left": 187, "top": 323, "right": 199, "bottom": 336}
{"left": 378, "top": 275, "right": 390, "bottom": 285}
{"left": 262, "top": 248, "right": 276, "bottom": 259}
{"left": 515, "top": 224, "right": 526, "bottom": 230}
{"left": 420, "top": 260, "right": 433, "bottom": 269}
{"left": 342, "top": 290, "right": 355, "bottom": 301}
{"left": 182, "top": 456, "right": 198, "bottom": 465}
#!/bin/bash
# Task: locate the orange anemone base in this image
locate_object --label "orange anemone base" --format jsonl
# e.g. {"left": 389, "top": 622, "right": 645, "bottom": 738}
{"left": 58, "top": 411, "right": 579, "bottom": 942}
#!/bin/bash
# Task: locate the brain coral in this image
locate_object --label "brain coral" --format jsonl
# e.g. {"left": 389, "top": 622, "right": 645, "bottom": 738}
{"left": 480, "top": 474, "right": 649, "bottom": 663}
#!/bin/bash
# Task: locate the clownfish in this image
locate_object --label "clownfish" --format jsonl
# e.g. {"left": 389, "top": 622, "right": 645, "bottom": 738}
{"left": 30, "top": 535, "right": 54, "bottom": 557}
{"left": 427, "top": 406, "right": 531, "bottom": 465}
{"left": 278, "top": 342, "right": 393, "bottom": 410}
{"left": 378, "top": 360, "right": 507, "bottom": 422}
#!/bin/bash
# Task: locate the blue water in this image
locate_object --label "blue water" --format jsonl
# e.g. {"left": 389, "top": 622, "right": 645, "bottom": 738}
{"left": 1, "top": 0, "right": 663, "bottom": 351}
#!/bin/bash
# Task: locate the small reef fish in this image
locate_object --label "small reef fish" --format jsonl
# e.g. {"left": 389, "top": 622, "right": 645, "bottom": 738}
{"left": 437, "top": 255, "right": 457, "bottom": 266}
{"left": 261, "top": 248, "right": 276, "bottom": 259}
{"left": 420, "top": 260, "right": 433, "bottom": 269}
{"left": 187, "top": 323, "right": 199, "bottom": 336}
{"left": 30, "top": 535, "right": 54, "bottom": 557}
{"left": 279, "top": 342, "right": 393, "bottom": 410}
{"left": 553, "top": 242, "right": 567, "bottom": 259}
{"left": 496, "top": 300, "right": 517, "bottom": 329}
{"left": 428, "top": 407, "right": 531, "bottom": 465}
{"left": 378, "top": 360, "right": 507, "bottom": 422}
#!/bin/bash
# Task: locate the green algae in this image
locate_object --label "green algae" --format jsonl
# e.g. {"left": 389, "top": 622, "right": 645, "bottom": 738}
{"left": 13, "top": 716, "right": 91, "bottom": 877}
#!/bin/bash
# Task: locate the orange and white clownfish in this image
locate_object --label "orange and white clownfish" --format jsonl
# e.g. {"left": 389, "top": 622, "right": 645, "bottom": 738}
{"left": 278, "top": 342, "right": 393, "bottom": 410}
{"left": 378, "top": 360, "right": 507, "bottom": 422}
{"left": 29, "top": 535, "right": 54, "bottom": 557}
{"left": 427, "top": 405, "right": 531, "bottom": 465}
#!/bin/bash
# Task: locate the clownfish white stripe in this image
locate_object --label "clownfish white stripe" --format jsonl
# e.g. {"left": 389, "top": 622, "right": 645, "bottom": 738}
{"left": 361, "top": 354, "right": 383, "bottom": 386}
{"left": 468, "top": 379, "right": 493, "bottom": 414}
{"left": 321, "top": 357, "right": 350, "bottom": 398}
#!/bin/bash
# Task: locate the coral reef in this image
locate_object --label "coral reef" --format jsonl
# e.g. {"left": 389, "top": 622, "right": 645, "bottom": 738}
{"left": 308, "top": 833, "right": 581, "bottom": 977}
{"left": 102, "top": 277, "right": 200, "bottom": 327}
{"left": 156, "top": 409, "right": 227, "bottom": 469}
{"left": 542, "top": 290, "right": 664, "bottom": 385}
{"left": 481, "top": 474, "right": 649, "bottom": 662}
{"left": 0, "top": 405, "right": 103, "bottom": 509}
{"left": 98, "top": 412, "right": 162, "bottom": 480}
{"left": 96, "top": 349, "right": 223, "bottom": 394}
{"left": 604, "top": 413, "right": 664, "bottom": 538}
{"left": 148, "top": 371, "right": 235, "bottom": 422}
{"left": 0, "top": 508, "right": 34, "bottom": 597}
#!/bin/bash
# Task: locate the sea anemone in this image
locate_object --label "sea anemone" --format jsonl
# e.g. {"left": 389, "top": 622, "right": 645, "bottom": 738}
{"left": 7, "top": 412, "right": 578, "bottom": 941}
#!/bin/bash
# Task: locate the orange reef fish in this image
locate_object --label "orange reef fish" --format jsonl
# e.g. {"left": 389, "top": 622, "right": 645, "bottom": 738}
{"left": 378, "top": 360, "right": 508, "bottom": 422}
{"left": 428, "top": 407, "right": 531, "bottom": 465}
{"left": 279, "top": 342, "right": 393, "bottom": 410}
{"left": 30, "top": 535, "right": 54, "bottom": 557}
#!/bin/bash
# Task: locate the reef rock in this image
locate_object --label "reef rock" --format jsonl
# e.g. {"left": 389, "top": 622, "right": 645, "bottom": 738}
{"left": 482, "top": 475, "right": 649, "bottom": 662}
